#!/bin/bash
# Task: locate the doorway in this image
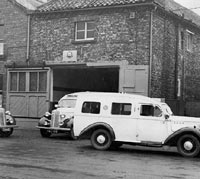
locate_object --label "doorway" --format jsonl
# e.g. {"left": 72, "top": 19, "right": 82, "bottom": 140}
{"left": 53, "top": 67, "right": 119, "bottom": 102}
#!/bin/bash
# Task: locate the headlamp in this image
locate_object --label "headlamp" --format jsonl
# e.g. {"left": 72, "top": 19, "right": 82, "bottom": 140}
{"left": 45, "top": 112, "right": 51, "bottom": 117}
{"left": 60, "top": 114, "right": 66, "bottom": 119}
{"left": 6, "top": 116, "right": 14, "bottom": 124}
{"left": 5, "top": 111, "right": 11, "bottom": 115}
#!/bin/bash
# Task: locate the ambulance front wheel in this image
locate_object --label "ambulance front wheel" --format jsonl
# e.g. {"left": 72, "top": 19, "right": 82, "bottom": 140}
{"left": 40, "top": 129, "right": 51, "bottom": 138}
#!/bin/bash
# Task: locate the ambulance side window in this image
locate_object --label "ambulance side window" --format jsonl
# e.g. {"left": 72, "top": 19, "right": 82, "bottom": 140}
{"left": 140, "top": 105, "right": 162, "bottom": 117}
{"left": 111, "top": 103, "right": 132, "bottom": 115}
{"left": 140, "top": 105, "right": 154, "bottom": 116}
{"left": 82, "top": 102, "right": 101, "bottom": 114}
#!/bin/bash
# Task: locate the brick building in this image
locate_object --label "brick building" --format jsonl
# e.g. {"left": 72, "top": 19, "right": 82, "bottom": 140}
{"left": 0, "top": 0, "right": 46, "bottom": 114}
{"left": 3, "top": 0, "right": 200, "bottom": 117}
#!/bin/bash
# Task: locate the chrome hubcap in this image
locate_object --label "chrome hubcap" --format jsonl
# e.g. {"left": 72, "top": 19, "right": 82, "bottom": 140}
{"left": 97, "top": 135, "right": 106, "bottom": 144}
{"left": 184, "top": 141, "right": 193, "bottom": 151}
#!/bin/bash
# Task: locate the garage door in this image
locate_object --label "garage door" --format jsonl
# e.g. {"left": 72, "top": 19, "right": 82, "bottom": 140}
{"left": 7, "top": 69, "right": 50, "bottom": 118}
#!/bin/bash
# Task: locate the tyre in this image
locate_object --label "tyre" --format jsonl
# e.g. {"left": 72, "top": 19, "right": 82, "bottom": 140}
{"left": 40, "top": 129, "right": 51, "bottom": 138}
{"left": 177, "top": 134, "right": 200, "bottom": 157}
{"left": 91, "top": 129, "right": 112, "bottom": 150}
{"left": 0, "top": 128, "right": 13, "bottom": 137}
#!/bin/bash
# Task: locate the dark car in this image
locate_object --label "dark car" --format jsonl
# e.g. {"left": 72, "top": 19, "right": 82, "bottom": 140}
{"left": 0, "top": 108, "right": 17, "bottom": 137}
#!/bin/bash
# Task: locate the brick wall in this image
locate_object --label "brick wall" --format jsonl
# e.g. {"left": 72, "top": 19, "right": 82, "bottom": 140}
{"left": 151, "top": 11, "right": 178, "bottom": 100}
{"left": 184, "top": 29, "right": 200, "bottom": 101}
{"left": 0, "top": 0, "right": 28, "bottom": 62}
{"left": 30, "top": 7, "right": 151, "bottom": 65}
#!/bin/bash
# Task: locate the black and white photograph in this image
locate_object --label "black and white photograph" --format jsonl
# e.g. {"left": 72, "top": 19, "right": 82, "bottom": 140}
{"left": 1, "top": 0, "right": 200, "bottom": 178}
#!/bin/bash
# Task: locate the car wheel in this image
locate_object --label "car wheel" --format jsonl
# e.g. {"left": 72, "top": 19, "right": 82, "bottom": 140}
{"left": 0, "top": 128, "right": 13, "bottom": 137}
{"left": 40, "top": 129, "right": 51, "bottom": 138}
{"left": 91, "top": 129, "right": 112, "bottom": 150}
{"left": 177, "top": 134, "right": 200, "bottom": 157}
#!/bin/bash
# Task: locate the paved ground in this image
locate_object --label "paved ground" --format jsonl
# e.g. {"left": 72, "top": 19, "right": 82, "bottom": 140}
{"left": 15, "top": 118, "right": 39, "bottom": 130}
{"left": 0, "top": 118, "right": 199, "bottom": 179}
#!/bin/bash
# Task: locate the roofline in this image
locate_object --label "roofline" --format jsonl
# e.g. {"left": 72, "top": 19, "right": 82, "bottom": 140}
{"left": 29, "top": 2, "right": 155, "bottom": 15}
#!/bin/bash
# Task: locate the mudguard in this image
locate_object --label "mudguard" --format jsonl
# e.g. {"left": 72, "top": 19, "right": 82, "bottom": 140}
{"left": 164, "top": 127, "right": 200, "bottom": 146}
{"left": 79, "top": 122, "right": 115, "bottom": 140}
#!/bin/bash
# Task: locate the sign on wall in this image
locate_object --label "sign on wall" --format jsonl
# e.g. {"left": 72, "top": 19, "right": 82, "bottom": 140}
{"left": 63, "top": 50, "right": 77, "bottom": 62}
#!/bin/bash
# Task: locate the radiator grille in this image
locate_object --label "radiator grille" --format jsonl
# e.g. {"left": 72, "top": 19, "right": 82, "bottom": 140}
{"left": 51, "top": 111, "right": 60, "bottom": 128}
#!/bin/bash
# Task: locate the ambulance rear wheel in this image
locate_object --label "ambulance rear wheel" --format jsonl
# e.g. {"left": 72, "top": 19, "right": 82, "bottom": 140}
{"left": 91, "top": 129, "right": 112, "bottom": 150}
{"left": 40, "top": 129, "right": 51, "bottom": 138}
{"left": 177, "top": 134, "right": 200, "bottom": 157}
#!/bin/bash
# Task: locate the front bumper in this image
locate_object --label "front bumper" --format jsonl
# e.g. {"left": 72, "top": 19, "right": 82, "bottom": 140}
{"left": 0, "top": 125, "right": 18, "bottom": 128}
{"left": 36, "top": 126, "right": 71, "bottom": 131}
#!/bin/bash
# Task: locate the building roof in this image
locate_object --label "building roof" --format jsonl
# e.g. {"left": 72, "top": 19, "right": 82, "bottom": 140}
{"left": 161, "top": 0, "right": 200, "bottom": 27}
{"left": 35, "top": 0, "right": 200, "bottom": 27}
{"left": 36, "top": 0, "right": 154, "bottom": 12}
{"left": 15, "top": 0, "right": 46, "bottom": 10}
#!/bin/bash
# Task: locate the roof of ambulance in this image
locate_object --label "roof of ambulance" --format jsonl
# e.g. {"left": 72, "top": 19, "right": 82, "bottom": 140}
{"left": 61, "top": 92, "right": 162, "bottom": 104}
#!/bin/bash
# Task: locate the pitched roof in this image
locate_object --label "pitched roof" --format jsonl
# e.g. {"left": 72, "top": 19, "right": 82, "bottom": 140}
{"left": 159, "top": 0, "right": 200, "bottom": 27}
{"left": 36, "top": 0, "right": 200, "bottom": 27}
{"left": 37, "top": 0, "right": 151, "bottom": 12}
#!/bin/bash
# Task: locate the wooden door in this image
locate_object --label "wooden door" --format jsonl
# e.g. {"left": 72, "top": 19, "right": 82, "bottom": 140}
{"left": 119, "top": 65, "right": 148, "bottom": 96}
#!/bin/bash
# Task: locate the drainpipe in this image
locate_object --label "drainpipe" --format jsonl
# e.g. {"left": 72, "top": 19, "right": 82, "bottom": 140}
{"left": 26, "top": 14, "right": 30, "bottom": 66}
{"left": 174, "top": 24, "right": 179, "bottom": 99}
{"left": 148, "top": 10, "right": 153, "bottom": 97}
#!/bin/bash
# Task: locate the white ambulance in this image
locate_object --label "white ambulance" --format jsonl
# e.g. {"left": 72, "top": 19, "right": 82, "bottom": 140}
{"left": 37, "top": 93, "right": 77, "bottom": 139}
{"left": 72, "top": 92, "right": 200, "bottom": 157}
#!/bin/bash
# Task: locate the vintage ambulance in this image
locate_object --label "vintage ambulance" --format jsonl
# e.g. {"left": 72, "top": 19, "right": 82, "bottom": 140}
{"left": 37, "top": 93, "right": 77, "bottom": 139}
{"left": 72, "top": 92, "right": 200, "bottom": 157}
{"left": 0, "top": 107, "right": 17, "bottom": 137}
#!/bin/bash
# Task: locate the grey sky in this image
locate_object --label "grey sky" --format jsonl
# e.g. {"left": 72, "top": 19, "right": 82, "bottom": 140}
{"left": 174, "top": 0, "right": 200, "bottom": 15}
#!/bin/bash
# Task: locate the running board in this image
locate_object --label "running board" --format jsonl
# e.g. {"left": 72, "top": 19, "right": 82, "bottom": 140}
{"left": 140, "top": 141, "right": 163, "bottom": 147}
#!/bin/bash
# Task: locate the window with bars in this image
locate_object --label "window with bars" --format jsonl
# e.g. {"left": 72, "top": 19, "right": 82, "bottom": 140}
{"left": 75, "top": 21, "right": 95, "bottom": 41}
{"left": 9, "top": 71, "right": 47, "bottom": 92}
